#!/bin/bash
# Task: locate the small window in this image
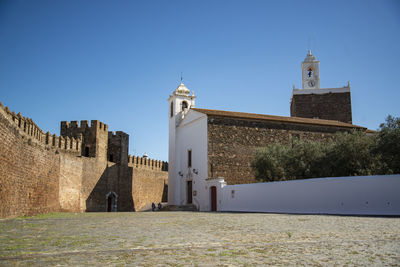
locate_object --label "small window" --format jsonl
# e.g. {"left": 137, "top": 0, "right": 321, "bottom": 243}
{"left": 109, "top": 154, "right": 113, "bottom": 162}
{"left": 85, "top": 147, "right": 90, "bottom": 157}
{"left": 170, "top": 102, "right": 173, "bottom": 117}
{"left": 188, "top": 150, "right": 192, "bottom": 168}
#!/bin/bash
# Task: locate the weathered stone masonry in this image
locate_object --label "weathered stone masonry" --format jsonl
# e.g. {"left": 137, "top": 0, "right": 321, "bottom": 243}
{"left": 207, "top": 114, "right": 363, "bottom": 185}
{"left": 0, "top": 102, "right": 168, "bottom": 219}
{"left": 291, "top": 92, "right": 352, "bottom": 124}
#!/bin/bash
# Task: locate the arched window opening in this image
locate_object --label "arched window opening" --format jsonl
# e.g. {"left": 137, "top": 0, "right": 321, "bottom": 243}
{"left": 182, "top": 101, "right": 188, "bottom": 111}
{"left": 307, "top": 68, "right": 313, "bottom": 78}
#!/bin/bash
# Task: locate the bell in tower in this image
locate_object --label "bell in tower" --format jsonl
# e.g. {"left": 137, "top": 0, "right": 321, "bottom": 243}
{"left": 302, "top": 50, "right": 320, "bottom": 89}
{"left": 291, "top": 50, "right": 352, "bottom": 124}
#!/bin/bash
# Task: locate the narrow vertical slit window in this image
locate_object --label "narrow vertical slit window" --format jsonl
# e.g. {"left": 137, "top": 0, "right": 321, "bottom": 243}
{"left": 170, "top": 102, "right": 173, "bottom": 118}
{"left": 188, "top": 150, "right": 192, "bottom": 168}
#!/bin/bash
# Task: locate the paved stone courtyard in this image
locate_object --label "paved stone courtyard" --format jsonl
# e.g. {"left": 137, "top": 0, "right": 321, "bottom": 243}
{"left": 0, "top": 212, "right": 399, "bottom": 266}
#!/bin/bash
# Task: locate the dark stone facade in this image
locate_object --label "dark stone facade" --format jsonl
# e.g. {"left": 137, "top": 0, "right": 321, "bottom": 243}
{"left": 290, "top": 92, "right": 352, "bottom": 124}
{"left": 207, "top": 115, "right": 359, "bottom": 185}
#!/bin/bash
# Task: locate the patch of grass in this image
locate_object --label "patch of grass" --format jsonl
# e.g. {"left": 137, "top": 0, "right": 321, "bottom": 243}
{"left": 16, "top": 212, "right": 79, "bottom": 220}
{"left": 286, "top": 232, "right": 292, "bottom": 238}
{"left": 218, "top": 249, "right": 247, "bottom": 257}
{"left": 204, "top": 252, "right": 217, "bottom": 257}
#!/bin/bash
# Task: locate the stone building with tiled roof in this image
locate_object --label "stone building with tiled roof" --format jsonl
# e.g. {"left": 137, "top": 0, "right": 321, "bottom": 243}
{"left": 168, "top": 52, "right": 367, "bottom": 211}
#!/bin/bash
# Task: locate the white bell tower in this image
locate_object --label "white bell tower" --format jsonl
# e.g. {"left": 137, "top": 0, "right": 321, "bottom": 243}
{"left": 168, "top": 82, "right": 195, "bottom": 205}
{"left": 302, "top": 50, "right": 320, "bottom": 89}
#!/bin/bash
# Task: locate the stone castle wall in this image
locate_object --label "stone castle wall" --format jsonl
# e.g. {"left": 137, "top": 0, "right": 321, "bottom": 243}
{"left": 207, "top": 116, "right": 356, "bottom": 185}
{"left": 290, "top": 92, "right": 352, "bottom": 124}
{"left": 0, "top": 104, "right": 62, "bottom": 218}
{"left": 0, "top": 102, "right": 168, "bottom": 218}
{"left": 129, "top": 160, "right": 168, "bottom": 211}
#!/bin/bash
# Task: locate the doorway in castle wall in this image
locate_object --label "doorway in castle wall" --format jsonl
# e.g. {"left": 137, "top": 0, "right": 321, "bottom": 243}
{"left": 187, "top": 181, "right": 193, "bottom": 204}
{"left": 106, "top": 191, "right": 118, "bottom": 212}
{"left": 211, "top": 186, "right": 217, "bottom": 211}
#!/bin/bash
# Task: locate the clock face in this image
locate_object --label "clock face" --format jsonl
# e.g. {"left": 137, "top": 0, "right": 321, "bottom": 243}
{"left": 308, "top": 80, "right": 315, "bottom": 87}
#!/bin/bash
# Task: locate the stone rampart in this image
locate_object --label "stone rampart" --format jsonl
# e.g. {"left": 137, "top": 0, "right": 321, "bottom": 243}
{"left": 132, "top": 167, "right": 168, "bottom": 211}
{"left": 0, "top": 103, "right": 60, "bottom": 218}
{"left": 1, "top": 102, "right": 82, "bottom": 155}
{"left": 128, "top": 155, "right": 168, "bottom": 171}
{"left": 0, "top": 101, "right": 168, "bottom": 218}
{"left": 128, "top": 155, "right": 168, "bottom": 210}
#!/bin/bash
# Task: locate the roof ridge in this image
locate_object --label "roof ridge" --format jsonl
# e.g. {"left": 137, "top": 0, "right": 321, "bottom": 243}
{"left": 191, "top": 108, "right": 365, "bottom": 129}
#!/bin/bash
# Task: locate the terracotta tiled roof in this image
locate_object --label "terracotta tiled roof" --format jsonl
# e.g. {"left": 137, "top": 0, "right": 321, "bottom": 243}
{"left": 192, "top": 108, "right": 366, "bottom": 129}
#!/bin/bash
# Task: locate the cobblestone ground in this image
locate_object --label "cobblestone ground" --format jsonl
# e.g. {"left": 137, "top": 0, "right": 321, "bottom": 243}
{"left": 0, "top": 212, "right": 399, "bottom": 266}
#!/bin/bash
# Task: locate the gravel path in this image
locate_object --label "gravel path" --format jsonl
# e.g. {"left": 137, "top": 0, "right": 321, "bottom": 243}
{"left": 0, "top": 212, "right": 399, "bottom": 266}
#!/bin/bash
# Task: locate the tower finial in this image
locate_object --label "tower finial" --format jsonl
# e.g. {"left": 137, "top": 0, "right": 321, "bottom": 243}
{"left": 180, "top": 72, "right": 183, "bottom": 83}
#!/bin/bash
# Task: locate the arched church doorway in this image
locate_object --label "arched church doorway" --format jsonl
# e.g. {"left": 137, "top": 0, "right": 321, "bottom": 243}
{"left": 106, "top": 191, "right": 118, "bottom": 212}
{"left": 210, "top": 186, "right": 217, "bottom": 211}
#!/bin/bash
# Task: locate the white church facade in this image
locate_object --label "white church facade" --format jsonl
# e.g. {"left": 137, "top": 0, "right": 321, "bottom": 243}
{"left": 168, "top": 51, "right": 366, "bottom": 212}
{"left": 167, "top": 83, "right": 220, "bottom": 211}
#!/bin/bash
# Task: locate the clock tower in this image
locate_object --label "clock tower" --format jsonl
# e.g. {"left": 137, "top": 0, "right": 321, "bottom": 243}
{"left": 291, "top": 50, "right": 352, "bottom": 124}
{"left": 302, "top": 50, "right": 320, "bottom": 89}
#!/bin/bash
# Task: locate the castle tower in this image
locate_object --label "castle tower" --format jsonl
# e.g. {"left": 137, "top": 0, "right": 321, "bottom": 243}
{"left": 60, "top": 120, "right": 109, "bottom": 161}
{"left": 168, "top": 83, "right": 196, "bottom": 205}
{"left": 291, "top": 51, "right": 352, "bottom": 124}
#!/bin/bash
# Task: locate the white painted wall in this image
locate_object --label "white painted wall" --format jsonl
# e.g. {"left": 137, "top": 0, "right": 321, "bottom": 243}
{"left": 168, "top": 86, "right": 195, "bottom": 206}
{"left": 219, "top": 175, "right": 400, "bottom": 215}
{"left": 174, "top": 109, "right": 209, "bottom": 210}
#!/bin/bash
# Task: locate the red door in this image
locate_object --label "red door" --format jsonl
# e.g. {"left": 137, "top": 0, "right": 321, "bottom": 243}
{"left": 211, "top": 186, "right": 217, "bottom": 211}
{"left": 187, "top": 181, "right": 193, "bottom": 204}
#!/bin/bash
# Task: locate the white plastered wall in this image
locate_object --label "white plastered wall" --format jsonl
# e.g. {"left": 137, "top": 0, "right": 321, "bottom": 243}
{"left": 175, "top": 110, "right": 209, "bottom": 210}
{"left": 220, "top": 175, "right": 400, "bottom": 216}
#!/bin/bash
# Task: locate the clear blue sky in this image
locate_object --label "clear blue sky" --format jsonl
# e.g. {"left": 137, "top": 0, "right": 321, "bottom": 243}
{"left": 1, "top": 0, "right": 399, "bottom": 161}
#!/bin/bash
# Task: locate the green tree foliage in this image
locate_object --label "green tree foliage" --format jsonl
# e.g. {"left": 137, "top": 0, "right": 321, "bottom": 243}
{"left": 284, "top": 139, "right": 328, "bottom": 179}
{"left": 375, "top": 115, "right": 400, "bottom": 174}
{"left": 252, "top": 144, "right": 288, "bottom": 182}
{"left": 252, "top": 115, "right": 399, "bottom": 182}
{"left": 324, "top": 131, "right": 382, "bottom": 176}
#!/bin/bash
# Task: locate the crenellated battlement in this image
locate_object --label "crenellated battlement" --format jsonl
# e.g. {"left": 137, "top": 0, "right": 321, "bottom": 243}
{"left": 0, "top": 101, "right": 81, "bottom": 154}
{"left": 45, "top": 132, "right": 82, "bottom": 153}
{"left": 61, "top": 120, "right": 108, "bottom": 135}
{"left": 128, "top": 155, "right": 168, "bottom": 172}
{"left": 1, "top": 100, "right": 168, "bottom": 168}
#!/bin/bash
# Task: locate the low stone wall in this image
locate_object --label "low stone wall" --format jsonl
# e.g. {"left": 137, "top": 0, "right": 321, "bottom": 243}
{"left": 218, "top": 175, "right": 400, "bottom": 215}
